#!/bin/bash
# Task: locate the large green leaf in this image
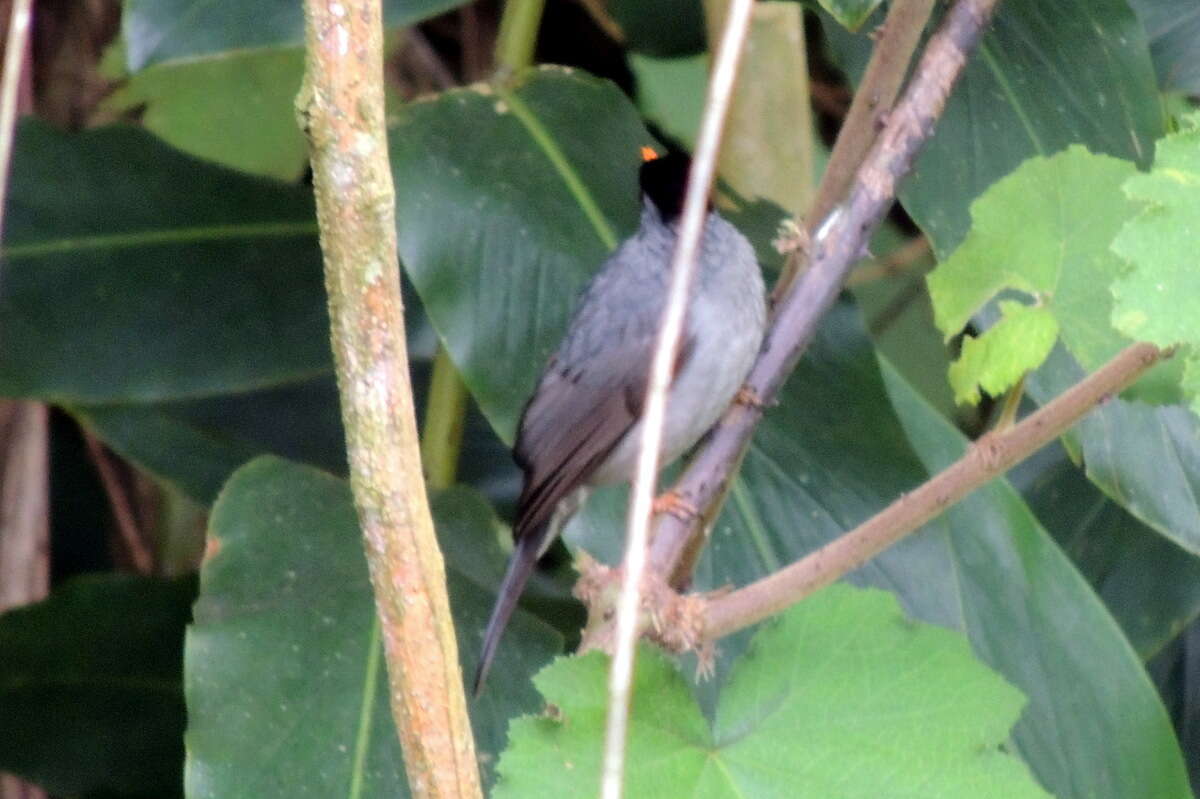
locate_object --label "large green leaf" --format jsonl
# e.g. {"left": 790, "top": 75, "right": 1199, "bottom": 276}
{"left": 72, "top": 346, "right": 515, "bottom": 512}
{"left": 0, "top": 575, "right": 194, "bottom": 796}
{"left": 1012, "top": 442, "right": 1200, "bottom": 660}
{"left": 184, "top": 458, "right": 561, "bottom": 797}
{"left": 71, "top": 377, "right": 347, "bottom": 505}
{"left": 1110, "top": 116, "right": 1200, "bottom": 415}
{"left": 822, "top": 0, "right": 1162, "bottom": 256}
{"left": 104, "top": 46, "right": 309, "bottom": 180}
{"left": 880, "top": 358, "right": 1190, "bottom": 797}
{"left": 497, "top": 589, "right": 1048, "bottom": 798}
{"left": 391, "top": 66, "right": 653, "bottom": 440}
{"left": 0, "top": 120, "right": 328, "bottom": 403}
{"left": 124, "top": 0, "right": 470, "bottom": 71}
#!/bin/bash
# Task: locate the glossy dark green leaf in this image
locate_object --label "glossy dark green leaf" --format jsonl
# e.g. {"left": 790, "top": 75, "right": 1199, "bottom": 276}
{"left": 1128, "top": 0, "right": 1200, "bottom": 94}
{"left": 1012, "top": 441, "right": 1200, "bottom": 659}
{"left": 73, "top": 343, "right": 516, "bottom": 512}
{"left": 1147, "top": 620, "right": 1200, "bottom": 788}
{"left": 880, "top": 359, "right": 1189, "bottom": 797}
{"left": 184, "top": 458, "right": 561, "bottom": 797}
{"left": 391, "top": 66, "right": 653, "bottom": 440}
{"left": 124, "top": 0, "right": 470, "bottom": 71}
{"left": 0, "top": 575, "right": 194, "bottom": 796}
{"left": 0, "top": 120, "right": 328, "bottom": 403}
{"left": 823, "top": 0, "right": 1162, "bottom": 256}
{"left": 71, "top": 377, "right": 346, "bottom": 505}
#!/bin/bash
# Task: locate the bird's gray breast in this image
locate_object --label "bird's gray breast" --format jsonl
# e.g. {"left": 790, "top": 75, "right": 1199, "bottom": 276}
{"left": 588, "top": 211, "right": 766, "bottom": 485}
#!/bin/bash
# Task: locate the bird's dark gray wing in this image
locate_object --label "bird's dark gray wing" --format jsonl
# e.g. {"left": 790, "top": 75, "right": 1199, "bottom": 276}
{"left": 512, "top": 329, "right": 695, "bottom": 540}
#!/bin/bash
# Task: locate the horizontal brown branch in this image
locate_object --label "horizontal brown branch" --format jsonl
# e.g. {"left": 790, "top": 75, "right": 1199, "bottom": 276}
{"left": 705, "top": 342, "right": 1166, "bottom": 638}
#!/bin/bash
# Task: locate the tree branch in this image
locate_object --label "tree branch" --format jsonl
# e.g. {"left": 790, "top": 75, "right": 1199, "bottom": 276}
{"left": 705, "top": 342, "right": 1166, "bottom": 638}
{"left": 796, "top": 0, "right": 935, "bottom": 253}
{"left": 648, "top": 0, "right": 1004, "bottom": 582}
{"left": 298, "top": 0, "right": 481, "bottom": 795}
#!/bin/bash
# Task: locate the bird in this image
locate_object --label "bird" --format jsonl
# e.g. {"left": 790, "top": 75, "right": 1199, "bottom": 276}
{"left": 472, "top": 147, "right": 767, "bottom": 695}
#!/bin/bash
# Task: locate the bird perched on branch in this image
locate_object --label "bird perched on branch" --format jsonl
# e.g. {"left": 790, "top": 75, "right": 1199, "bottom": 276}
{"left": 473, "top": 147, "right": 766, "bottom": 694}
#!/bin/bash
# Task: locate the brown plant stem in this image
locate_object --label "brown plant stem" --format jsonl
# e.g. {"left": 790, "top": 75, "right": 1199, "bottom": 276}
{"left": 647, "top": 0, "right": 1004, "bottom": 581}
{"left": 82, "top": 431, "right": 154, "bottom": 574}
{"left": 776, "top": 0, "right": 935, "bottom": 295}
{"left": 706, "top": 342, "right": 1165, "bottom": 638}
{"left": 298, "top": 0, "right": 480, "bottom": 796}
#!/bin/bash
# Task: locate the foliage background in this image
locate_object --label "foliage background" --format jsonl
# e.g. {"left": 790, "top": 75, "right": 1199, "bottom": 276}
{"left": 1, "top": 0, "right": 1199, "bottom": 796}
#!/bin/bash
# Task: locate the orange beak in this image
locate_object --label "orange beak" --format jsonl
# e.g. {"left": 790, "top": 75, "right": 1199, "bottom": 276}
{"left": 640, "top": 145, "right": 659, "bottom": 162}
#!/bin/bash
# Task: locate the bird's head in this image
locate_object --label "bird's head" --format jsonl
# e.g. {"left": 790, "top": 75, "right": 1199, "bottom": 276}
{"left": 638, "top": 147, "right": 702, "bottom": 225}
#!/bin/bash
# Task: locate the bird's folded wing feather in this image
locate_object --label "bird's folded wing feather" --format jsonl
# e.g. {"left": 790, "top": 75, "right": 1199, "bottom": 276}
{"left": 512, "top": 327, "right": 694, "bottom": 540}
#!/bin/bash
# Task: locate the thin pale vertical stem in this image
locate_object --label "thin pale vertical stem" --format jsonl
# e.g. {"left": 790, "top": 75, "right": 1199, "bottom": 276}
{"left": 298, "top": 0, "right": 481, "bottom": 794}
{"left": 599, "top": 0, "right": 756, "bottom": 795}
{"left": 0, "top": 0, "right": 34, "bottom": 242}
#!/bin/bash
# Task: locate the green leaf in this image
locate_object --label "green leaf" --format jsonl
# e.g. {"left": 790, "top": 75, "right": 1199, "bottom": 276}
{"left": 814, "top": 0, "right": 884, "bottom": 31}
{"left": 926, "top": 148, "right": 1136, "bottom": 343}
{"left": 1012, "top": 442, "right": 1200, "bottom": 659}
{"left": 104, "top": 46, "right": 308, "bottom": 180}
{"left": 391, "top": 66, "right": 654, "bottom": 441}
{"left": 924, "top": 146, "right": 1187, "bottom": 406}
{"left": 948, "top": 301, "right": 1058, "bottom": 405}
{"left": 823, "top": 0, "right": 1161, "bottom": 257}
{"left": 496, "top": 587, "right": 1047, "bottom": 798}
{"left": 184, "top": 458, "right": 561, "bottom": 796}
{"left": 124, "top": 0, "right": 469, "bottom": 71}
{"left": 71, "top": 377, "right": 347, "bottom": 505}
{"left": 881, "top": 357, "right": 1190, "bottom": 797}
{"left": 0, "top": 575, "right": 194, "bottom": 796}
{"left": 0, "top": 120, "right": 328, "bottom": 403}
{"left": 1111, "top": 115, "right": 1200, "bottom": 413}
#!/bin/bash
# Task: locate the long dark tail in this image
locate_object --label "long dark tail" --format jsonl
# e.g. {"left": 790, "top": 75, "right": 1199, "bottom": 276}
{"left": 472, "top": 527, "right": 545, "bottom": 696}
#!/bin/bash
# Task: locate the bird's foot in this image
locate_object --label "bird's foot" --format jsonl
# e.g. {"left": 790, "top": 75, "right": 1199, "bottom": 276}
{"left": 652, "top": 491, "right": 699, "bottom": 522}
{"left": 734, "top": 385, "right": 772, "bottom": 409}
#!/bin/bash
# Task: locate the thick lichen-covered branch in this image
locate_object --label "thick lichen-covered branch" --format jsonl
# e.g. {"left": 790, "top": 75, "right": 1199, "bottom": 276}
{"left": 298, "top": 1, "right": 481, "bottom": 796}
